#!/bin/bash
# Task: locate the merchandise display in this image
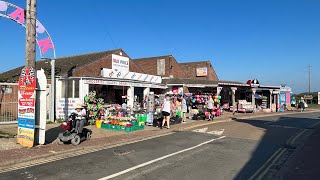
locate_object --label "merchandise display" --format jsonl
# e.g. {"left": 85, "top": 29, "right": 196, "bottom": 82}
{"left": 82, "top": 91, "right": 146, "bottom": 132}
{"left": 189, "top": 94, "right": 222, "bottom": 120}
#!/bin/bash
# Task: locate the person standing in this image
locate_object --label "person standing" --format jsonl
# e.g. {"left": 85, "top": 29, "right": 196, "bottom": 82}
{"left": 181, "top": 96, "right": 188, "bottom": 123}
{"left": 162, "top": 95, "right": 173, "bottom": 129}
{"left": 206, "top": 96, "right": 214, "bottom": 121}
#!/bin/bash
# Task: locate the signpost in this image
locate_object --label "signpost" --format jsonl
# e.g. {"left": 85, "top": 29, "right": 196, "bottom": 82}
{"left": 318, "top": 92, "right": 320, "bottom": 105}
{"left": 17, "top": 68, "right": 36, "bottom": 147}
{"left": 304, "top": 95, "right": 313, "bottom": 100}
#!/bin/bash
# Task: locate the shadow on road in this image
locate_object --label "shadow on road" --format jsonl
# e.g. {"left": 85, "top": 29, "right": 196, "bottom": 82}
{"left": 234, "top": 114, "right": 320, "bottom": 180}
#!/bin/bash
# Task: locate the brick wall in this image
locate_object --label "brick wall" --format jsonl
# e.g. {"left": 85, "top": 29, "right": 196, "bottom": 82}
{"left": 180, "top": 61, "right": 219, "bottom": 81}
{"left": 134, "top": 56, "right": 188, "bottom": 78}
{"left": 72, "top": 50, "right": 145, "bottom": 77}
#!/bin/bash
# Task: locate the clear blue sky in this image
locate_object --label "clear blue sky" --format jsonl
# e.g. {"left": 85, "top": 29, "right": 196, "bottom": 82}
{"left": 1, "top": 0, "right": 319, "bottom": 93}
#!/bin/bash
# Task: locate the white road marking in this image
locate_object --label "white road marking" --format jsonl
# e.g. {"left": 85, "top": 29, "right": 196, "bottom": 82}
{"left": 98, "top": 136, "right": 226, "bottom": 180}
{"left": 207, "top": 129, "right": 225, "bottom": 136}
{"left": 0, "top": 132, "right": 175, "bottom": 174}
{"left": 192, "top": 127, "right": 208, "bottom": 133}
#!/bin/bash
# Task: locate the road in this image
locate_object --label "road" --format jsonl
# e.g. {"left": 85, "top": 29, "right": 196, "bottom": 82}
{"left": 0, "top": 112, "right": 319, "bottom": 180}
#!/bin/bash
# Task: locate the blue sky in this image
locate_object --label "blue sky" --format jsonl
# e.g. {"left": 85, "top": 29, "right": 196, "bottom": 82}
{"left": 0, "top": 0, "right": 319, "bottom": 93}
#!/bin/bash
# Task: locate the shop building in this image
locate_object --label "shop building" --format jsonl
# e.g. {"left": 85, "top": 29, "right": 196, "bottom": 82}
{"left": 0, "top": 48, "right": 282, "bottom": 122}
{"left": 0, "top": 49, "right": 166, "bottom": 120}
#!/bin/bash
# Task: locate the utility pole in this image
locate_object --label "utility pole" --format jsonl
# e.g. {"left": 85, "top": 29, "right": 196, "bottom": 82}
{"left": 308, "top": 64, "right": 311, "bottom": 94}
{"left": 25, "top": 0, "right": 37, "bottom": 69}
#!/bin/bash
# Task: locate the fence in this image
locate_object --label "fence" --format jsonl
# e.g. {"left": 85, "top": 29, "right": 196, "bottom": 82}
{"left": 0, "top": 83, "right": 18, "bottom": 124}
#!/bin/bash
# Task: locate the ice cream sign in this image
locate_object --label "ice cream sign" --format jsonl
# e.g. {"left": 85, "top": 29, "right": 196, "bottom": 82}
{"left": 0, "top": 1, "right": 56, "bottom": 58}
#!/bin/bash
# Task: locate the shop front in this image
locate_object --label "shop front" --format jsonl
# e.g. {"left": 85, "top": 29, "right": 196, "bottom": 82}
{"left": 55, "top": 70, "right": 166, "bottom": 121}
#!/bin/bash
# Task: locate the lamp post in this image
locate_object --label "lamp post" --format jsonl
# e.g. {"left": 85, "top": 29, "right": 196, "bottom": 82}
{"left": 42, "top": 58, "right": 55, "bottom": 122}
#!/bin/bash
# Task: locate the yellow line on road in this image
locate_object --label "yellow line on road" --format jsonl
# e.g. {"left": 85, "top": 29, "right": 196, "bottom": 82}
{"left": 310, "top": 121, "right": 320, "bottom": 128}
{"left": 290, "top": 129, "right": 308, "bottom": 145}
{"left": 256, "top": 148, "right": 287, "bottom": 180}
{"left": 248, "top": 148, "right": 283, "bottom": 180}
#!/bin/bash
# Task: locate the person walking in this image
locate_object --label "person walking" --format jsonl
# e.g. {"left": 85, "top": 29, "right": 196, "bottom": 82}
{"left": 162, "top": 95, "right": 173, "bottom": 129}
{"left": 181, "top": 96, "right": 188, "bottom": 123}
{"left": 206, "top": 96, "right": 214, "bottom": 121}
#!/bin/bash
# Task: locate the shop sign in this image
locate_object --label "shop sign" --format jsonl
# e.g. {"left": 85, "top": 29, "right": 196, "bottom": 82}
{"left": 17, "top": 68, "right": 36, "bottom": 147}
{"left": 318, "top": 92, "right": 320, "bottom": 105}
{"left": 101, "top": 68, "right": 162, "bottom": 84}
{"left": 112, "top": 54, "right": 129, "bottom": 71}
{"left": 56, "top": 98, "right": 79, "bottom": 120}
{"left": 196, "top": 67, "right": 207, "bottom": 77}
{"left": 304, "top": 95, "right": 313, "bottom": 100}
{"left": 280, "top": 86, "right": 292, "bottom": 92}
{"left": 83, "top": 79, "right": 166, "bottom": 89}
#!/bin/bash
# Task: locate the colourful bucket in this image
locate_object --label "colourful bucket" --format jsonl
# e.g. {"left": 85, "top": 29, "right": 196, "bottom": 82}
{"left": 96, "top": 120, "right": 102, "bottom": 128}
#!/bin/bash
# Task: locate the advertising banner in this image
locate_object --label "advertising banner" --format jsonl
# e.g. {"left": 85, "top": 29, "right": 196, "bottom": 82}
{"left": 56, "top": 98, "right": 79, "bottom": 120}
{"left": 17, "top": 68, "right": 36, "bottom": 147}
{"left": 101, "top": 68, "right": 162, "bottom": 83}
{"left": 196, "top": 67, "right": 208, "bottom": 77}
{"left": 112, "top": 54, "right": 129, "bottom": 71}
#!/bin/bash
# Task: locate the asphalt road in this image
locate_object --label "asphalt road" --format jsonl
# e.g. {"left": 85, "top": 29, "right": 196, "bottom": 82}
{"left": 0, "top": 112, "right": 319, "bottom": 180}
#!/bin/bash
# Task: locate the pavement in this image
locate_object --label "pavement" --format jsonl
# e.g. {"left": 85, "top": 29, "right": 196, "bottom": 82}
{"left": 0, "top": 108, "right": 319, "bottom": 177}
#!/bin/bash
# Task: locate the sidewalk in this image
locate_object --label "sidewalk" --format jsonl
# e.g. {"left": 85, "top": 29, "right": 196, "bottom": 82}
{"left": 0, "top": 109, "right": 318, "bottom": 169}
{"left": 276, "top": 122, "right": 320, "bottom": 180}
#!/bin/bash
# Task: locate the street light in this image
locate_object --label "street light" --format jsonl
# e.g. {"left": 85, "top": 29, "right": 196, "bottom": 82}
{"left": 42, "top": 58, "right": 55, "bottom": 122}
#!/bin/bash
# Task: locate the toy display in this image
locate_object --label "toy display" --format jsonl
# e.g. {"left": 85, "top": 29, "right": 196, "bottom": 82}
{"left": 82, "top": 91, "right": 146, "bottom": 132}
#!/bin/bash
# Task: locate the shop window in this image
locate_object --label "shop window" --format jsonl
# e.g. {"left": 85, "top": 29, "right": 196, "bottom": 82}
{"left": 61, "top": 81, "right": 65, "bottom": 97}
{"left": 74, "top": 80, "right": 79, "bottom": 98}
{"left": 67, "top": 80, "right": 73, "bottom": 98}
{"left": 62, "top": 79, "right": 80, "bottom": 98}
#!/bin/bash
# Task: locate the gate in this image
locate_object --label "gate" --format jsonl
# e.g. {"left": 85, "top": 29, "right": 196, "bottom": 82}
{"left": 0, "top": 83, "right": 18, "bottom": 124}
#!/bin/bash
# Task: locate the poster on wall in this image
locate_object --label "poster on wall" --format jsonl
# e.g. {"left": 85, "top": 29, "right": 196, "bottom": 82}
{"left": 56, "top": 98, "right": 79, "bottom": 120}
{"left": 280, "top": 92, "right": 286, "bottom": 103}
{"left": 112, "top": 54, "right": 129, "bottom": 71}
{"left": 17, "top": 68, "right": 36, "bottom": 147}
{"left": 196, "top": 67, "right": 207, "bottom": 77}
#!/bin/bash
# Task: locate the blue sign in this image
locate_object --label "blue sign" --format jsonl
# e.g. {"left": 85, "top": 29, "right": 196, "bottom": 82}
{"left": 18, "top": 117, "right": 35, "bottom": 129}
{"left": 280, "top": 92, "right": 286, "bottom": 103}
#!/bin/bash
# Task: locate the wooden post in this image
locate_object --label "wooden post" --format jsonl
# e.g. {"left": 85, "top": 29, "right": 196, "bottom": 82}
{"left": 25, "top": 0, "right": 37, "bottom": 69}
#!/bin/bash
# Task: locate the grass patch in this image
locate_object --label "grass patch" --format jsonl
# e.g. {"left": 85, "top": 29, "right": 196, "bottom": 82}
{"left": 0, "top": 131, "right": 15, "bottom": 138}
{"left": 46, "top": 121, "right": 56, "bottom": 124}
